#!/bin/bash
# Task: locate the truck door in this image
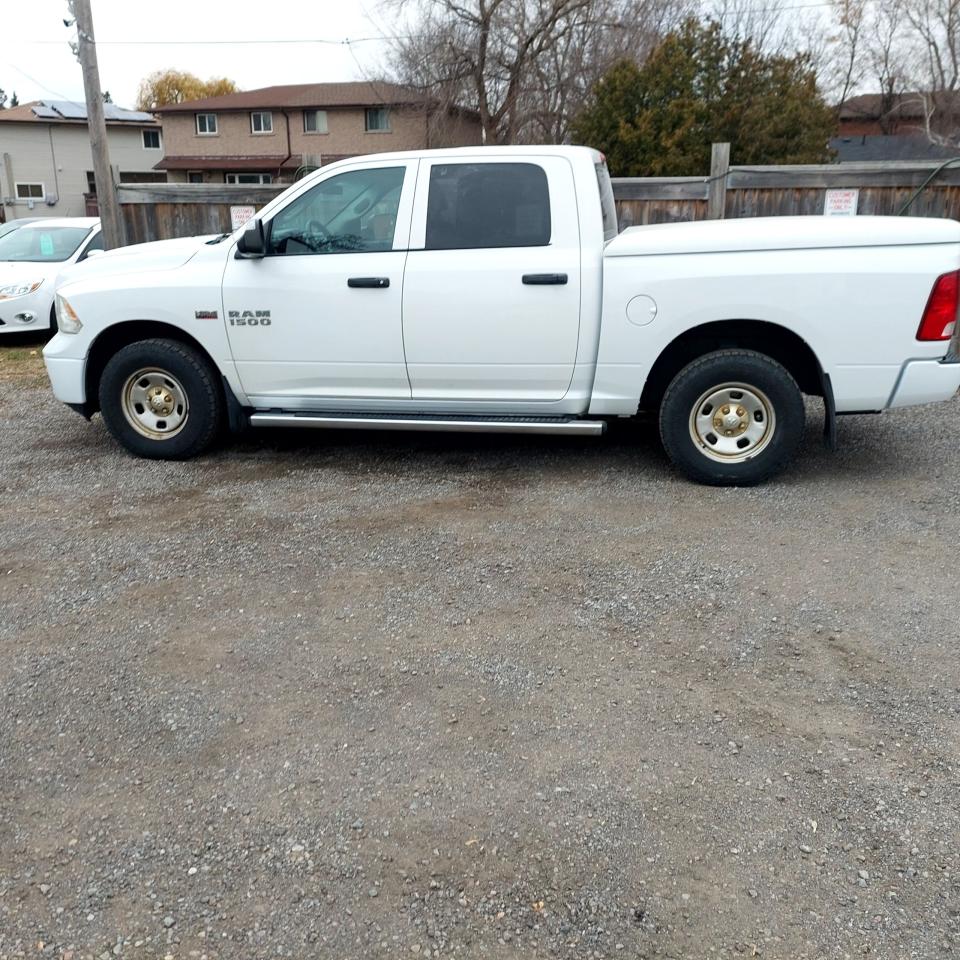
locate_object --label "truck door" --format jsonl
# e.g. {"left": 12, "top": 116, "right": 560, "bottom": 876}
{"left": 401, "top": 156, "right": 581, "bottom": 402}
{"left": 221, "top": 160, "right": 417, "bottom": 404}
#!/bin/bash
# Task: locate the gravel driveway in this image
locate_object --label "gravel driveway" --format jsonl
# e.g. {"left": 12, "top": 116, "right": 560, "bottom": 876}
{"left": 1, "top": 357, "right": 958, "bottom": 959}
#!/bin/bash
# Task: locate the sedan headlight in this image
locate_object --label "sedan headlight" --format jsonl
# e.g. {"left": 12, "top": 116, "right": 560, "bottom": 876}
{"left": 0, "top": 280, "right": 43, "bottom": 300}
{"left": 56, "top": 294, "right": 82, "bottom": 334}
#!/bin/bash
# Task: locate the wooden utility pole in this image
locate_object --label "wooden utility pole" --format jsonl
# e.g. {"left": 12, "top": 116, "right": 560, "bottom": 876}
{"left": 69, "top": 0, "right": 124, "bottom": 248}
{"left": 707, "top": 142, "right": 731, "bottom": 220}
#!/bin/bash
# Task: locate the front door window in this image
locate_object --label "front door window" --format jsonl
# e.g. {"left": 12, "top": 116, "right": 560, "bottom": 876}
{"left": 267, "top": 166, "right": 405, "bottom": 255}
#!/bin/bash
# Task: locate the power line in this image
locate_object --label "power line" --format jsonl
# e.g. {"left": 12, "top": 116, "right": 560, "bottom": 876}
{"left": 18, "top": 35, "right": 405, "bottom": 47}
{"left": 6, "top": 61, "right": 75, "bottom": 100}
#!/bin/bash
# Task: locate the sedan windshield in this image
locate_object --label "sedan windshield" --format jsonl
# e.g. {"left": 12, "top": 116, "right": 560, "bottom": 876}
{"left": 0, "top": 226, "right": 91, "bottom": 262}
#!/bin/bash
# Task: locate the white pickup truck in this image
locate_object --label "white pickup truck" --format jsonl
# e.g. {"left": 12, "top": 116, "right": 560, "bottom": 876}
{"left": 44, "top": 145, "right": 960, "bottom": 485}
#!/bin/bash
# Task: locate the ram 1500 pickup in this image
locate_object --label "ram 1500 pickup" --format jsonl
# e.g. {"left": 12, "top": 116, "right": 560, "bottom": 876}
{"left": 43, "top": 145, "right": 960, "bottom": 485}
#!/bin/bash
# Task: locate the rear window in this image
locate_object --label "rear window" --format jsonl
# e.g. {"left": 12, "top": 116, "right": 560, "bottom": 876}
{"left": 425, "top": 162, "right": 551, "bottom": 250}
{"left": 595, "top": 161, "right": 618, "bottom": 242}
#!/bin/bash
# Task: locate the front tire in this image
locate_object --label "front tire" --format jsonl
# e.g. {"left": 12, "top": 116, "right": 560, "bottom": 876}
{"left": 659, "top": 349, "right": 804, "bottom": 486}
{"left": 98, "top": 338, "right": 224, "bottom": 459}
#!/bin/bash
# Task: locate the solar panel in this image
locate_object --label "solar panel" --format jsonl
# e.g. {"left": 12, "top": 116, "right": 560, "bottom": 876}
{"left": 49, "top": 100, "right": 88, "bottom": 119}
{"left": 31, "top": 105, "right": 59, "bottom": 119}
{"left": 104, "top": 104, "right": 155, "bottom": 122}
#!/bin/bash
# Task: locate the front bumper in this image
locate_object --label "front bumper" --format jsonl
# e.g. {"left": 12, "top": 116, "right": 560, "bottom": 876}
{"left": 44, "top": 355, "right": 87, "bottom": 405}
{"left": 888, "top": 356, "right": 960, "bottom": 408}
{"left": 0, "top": 291, "right": 51, "bottom": 333}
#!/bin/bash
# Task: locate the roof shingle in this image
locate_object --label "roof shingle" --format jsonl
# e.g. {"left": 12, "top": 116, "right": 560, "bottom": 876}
{"left": 153, "top": 81, "right": 451, "bottom": 114}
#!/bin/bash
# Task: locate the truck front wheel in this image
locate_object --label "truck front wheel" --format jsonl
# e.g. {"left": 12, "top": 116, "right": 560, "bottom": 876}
{"left": 98, "top": 338, "right": 224, "bottom": 459}
{"left": 659, "top": 349, "right": 804, "bottom": 486}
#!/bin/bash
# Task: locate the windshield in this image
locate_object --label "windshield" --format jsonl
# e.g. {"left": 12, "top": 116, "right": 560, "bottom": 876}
{"left": 595, "top": 161, "right": 618, "bottom": 242}
{"left": 0, "top": 226, "right": 91, "bottom": 262}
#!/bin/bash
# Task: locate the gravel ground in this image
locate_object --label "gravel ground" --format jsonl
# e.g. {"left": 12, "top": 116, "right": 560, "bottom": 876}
{"left": 1, "top": 356, "right": 958, "bottom": 960}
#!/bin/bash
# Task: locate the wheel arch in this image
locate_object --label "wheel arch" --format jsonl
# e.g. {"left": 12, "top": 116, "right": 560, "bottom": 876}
{"left": 640, "top": 319, "right": 824, "bottom": 412}
{"left": 84, "top": 320, "right": 221, "bottom": 414}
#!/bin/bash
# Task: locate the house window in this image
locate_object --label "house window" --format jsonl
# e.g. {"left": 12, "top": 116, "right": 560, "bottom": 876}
{"left": 365, "top": 108, "right": 390, "bottom": 132}
{"left": 187, "top": 172, "right": 204, "bottom": 184}
{"left": 142, "top": 128, "right": 161, "bottom": 149}
{"left": 196, "top": 113, "right": 218, "bottom": 135}
{"left": 15, "top": 182, "right": 45, "bottom": 200}
{"left": 303, "top": 110, "right": 328, "bottom": 134}
{"left": 225, "top": 173, "right": 273, "bottom": 184}
{"left": 251, "top": 111, "right": 273, "bottom": 134}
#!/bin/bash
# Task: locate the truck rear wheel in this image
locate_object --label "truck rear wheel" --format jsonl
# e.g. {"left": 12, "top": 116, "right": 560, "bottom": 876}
{"left": 98, "top": 338, "right": 224, "bottom": 459}
{"left": 659, "top": 349, "right": 804, "bottom": 486}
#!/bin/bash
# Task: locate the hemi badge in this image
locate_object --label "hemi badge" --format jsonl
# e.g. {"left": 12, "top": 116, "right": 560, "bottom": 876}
{"left": 195, "top": 310, "right": 218, "bottom": 319}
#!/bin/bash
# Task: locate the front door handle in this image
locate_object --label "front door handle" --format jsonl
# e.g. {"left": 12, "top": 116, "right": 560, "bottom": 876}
{"left": 522, "top": 273, "right": 568, "bottom": 285}
{"left": 347, "top": 277, "right": 390, "bottom": 288}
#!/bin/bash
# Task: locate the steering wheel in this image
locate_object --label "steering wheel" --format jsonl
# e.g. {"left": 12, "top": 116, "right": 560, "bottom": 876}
{"left": 305, "top": 219, "right": 330, "bottom": 244}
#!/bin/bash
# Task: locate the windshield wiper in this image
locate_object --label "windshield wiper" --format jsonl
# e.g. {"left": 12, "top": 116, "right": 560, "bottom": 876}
{"left": 206, "top": 233, "right": 232, "bottom": 245}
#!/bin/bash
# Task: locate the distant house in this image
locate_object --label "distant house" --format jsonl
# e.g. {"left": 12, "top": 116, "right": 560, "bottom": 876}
{"left": 0, "top": 100, "right": 165, "bottom": 220}
{"left": 837, "top": 91, "right": 960, "bottom": 138}
{"left": 152, "top": 81, "right": 483, "bottom": 185}
{"left": 829, "top": 134, "right": 959, "bottom": 163}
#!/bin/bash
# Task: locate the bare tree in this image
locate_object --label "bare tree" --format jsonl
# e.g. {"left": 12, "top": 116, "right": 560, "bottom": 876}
{"left": 386, "top": 0, "right": 688, "bottom": 144}
{"left": 902, "top": 0, "right": 960, "bottom": 141}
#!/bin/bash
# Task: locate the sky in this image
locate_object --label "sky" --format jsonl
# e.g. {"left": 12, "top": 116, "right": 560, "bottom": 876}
{"left": 1, "top": 0, "right": 395, "bottom": 109}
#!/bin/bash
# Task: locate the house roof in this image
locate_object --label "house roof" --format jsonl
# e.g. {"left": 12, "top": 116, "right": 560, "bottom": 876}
{"left": 829, "top": 134, "right": 960, "bottom": 162}
{"left": 0, "top": 99, "right": 157, "bottom": 125}
{"left": 838, "top": 91, "right": 960, "bottom": 120}
{"left": 153, "top": 81, "right": 473, "bottom": 115}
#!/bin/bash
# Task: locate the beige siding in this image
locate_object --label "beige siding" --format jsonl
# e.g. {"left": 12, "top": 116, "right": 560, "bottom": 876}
{"left": 0, "top": 122, "right": 164, "bottom": 219}
{"left": 159, "top": 105, "right": 482, "bottom": 179}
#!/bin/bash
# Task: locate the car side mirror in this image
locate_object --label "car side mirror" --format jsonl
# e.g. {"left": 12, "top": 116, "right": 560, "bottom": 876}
{"left": 236, "top": 218, "right": 266, "bottom": 259}
{"left": 84, "top": 248, "right": 104, "bottom": 260}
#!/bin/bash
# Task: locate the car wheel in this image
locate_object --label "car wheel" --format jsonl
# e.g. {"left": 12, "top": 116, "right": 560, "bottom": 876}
{"left": 98, "top": 338, "right": 224, "bottom": 459}
{"left": 659, "top": 349, "right": 805, "bottom": 486}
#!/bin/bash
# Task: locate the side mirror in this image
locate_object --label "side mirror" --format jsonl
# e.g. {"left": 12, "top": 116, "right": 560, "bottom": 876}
{"left": 84, "top": 248, "right": 104, "bottom": 260}
{"left": 236, "top": 218, "right": 266, "bottom": 259}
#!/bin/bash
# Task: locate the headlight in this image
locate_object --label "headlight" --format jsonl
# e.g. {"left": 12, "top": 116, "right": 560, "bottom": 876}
{"left": 0, "top": 280, "right": 43, "bottom": 300}
{"left": 56, "top": 294, "right": 82, "bottom": 334}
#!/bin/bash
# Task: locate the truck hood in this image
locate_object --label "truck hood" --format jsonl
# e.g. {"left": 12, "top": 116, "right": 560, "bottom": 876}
{"left": 605, "top": 215, "right": 960, "bottom": 257}
{"left": 56, "top": 233, "right": 221, "bottom": 289}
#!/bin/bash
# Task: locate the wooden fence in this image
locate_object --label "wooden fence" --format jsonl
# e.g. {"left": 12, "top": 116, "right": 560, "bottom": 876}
{"left": 116, "top": 152, "right": 960, "bottom": 245}
{"left": 117, "top": 183, "right": 284, "bottom": 245}
{"left": 613, "top": 145, "right": 960, "bottom": 226}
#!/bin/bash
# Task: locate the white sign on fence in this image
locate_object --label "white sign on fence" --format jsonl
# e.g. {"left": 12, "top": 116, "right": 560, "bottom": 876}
{"left": 230, "top": 205, "right": 256, "bottom": 230}
{"left": 824, "top": 188, "right": 859, "bottom": 217}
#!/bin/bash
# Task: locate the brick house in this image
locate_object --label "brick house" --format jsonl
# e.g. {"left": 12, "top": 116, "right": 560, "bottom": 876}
{"left": 837, "top": 91, "right": 960, "bottom": 137}
{"left": 153, "top": 81, "right": 482, "bottom": 184}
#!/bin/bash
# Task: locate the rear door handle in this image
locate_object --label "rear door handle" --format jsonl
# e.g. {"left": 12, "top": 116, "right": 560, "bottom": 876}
{"left": 347, "top": 277, "right": 390, "bottom": 288}
{"left": 522, "top": 273, "right": 568, "bottom": 285}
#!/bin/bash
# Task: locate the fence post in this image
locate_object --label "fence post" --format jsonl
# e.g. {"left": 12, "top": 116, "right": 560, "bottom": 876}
{"left": 707, "top": 142, "right": 730, "bottom": 219}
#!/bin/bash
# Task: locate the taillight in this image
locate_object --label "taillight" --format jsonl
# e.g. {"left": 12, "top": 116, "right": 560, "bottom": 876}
{"left": 917, "top": 271, "right": 959, "bottom": 341}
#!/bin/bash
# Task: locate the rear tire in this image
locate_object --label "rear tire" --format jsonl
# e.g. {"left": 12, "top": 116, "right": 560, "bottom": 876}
{"left": 659, "top": 349, "right": 804, "bottom": 486}
{"left": 98, "top": 338, "right": 224, "bottom": 459}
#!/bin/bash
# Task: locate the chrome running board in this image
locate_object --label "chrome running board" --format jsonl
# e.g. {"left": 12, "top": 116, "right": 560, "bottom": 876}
{"left": 249, "top": 412, "right": 606, "bottom": 436}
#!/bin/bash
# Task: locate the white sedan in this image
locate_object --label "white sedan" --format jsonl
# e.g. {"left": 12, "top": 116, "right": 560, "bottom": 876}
{"left": 0, "top": 218, "right": 102, "bottom": 335}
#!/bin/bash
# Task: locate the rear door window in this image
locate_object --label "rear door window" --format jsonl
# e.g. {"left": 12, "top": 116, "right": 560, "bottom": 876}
{"left": 425, "top": 162, "right": 551, "bottom": 250}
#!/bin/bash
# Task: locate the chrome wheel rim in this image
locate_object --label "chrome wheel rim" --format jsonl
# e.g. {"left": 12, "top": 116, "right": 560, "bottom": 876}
{"left": 689, "top": 382, "right": 775, "bottom": 463}
{"left": 121, "top": 368, "right": 189, "bottom": 440}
